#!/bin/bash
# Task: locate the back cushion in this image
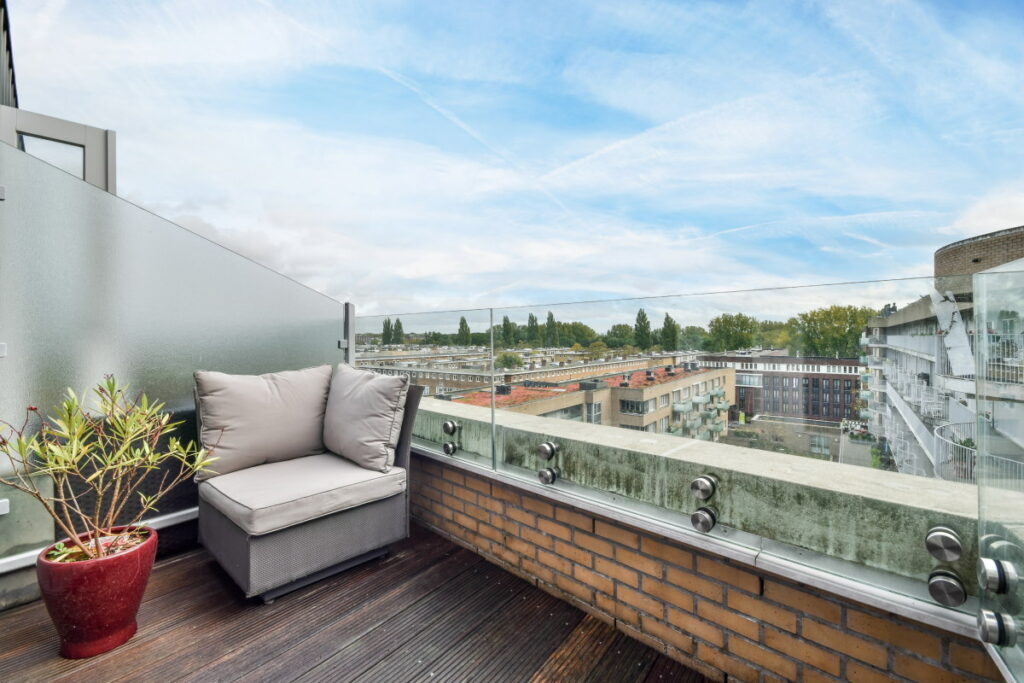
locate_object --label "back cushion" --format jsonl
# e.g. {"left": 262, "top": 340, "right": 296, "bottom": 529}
{"left": 194, "top": 365, "right": 333, "bottom": 481}
{"left": 323, "top": 364, "right": 409, "bottom": 472}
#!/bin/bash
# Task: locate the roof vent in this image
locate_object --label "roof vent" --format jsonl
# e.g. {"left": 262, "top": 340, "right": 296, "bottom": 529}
{"left": 496, "top": 384, "right": 512, "bottom": 395}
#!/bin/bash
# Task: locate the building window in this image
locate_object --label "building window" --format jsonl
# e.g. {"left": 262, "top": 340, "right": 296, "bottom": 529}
{"left": 809, "top": 434, "right": 830, "bottom": 455}
{"left": 620, "top": 424, "right": 643, "bottom": 431}
{"left": 620, "top": 400, "right": 648, "bottom": 415}
{"left": 586, "top": 402, "right": 602, "bottom": 424}
{"left": 672, "top": 390, "right": 681, "bottom": 402}
{"left": 659, "top": 416, "right": 669, "bottom": 432}
{"left": 659, "top": 394, "right": 670, "bottom": 407}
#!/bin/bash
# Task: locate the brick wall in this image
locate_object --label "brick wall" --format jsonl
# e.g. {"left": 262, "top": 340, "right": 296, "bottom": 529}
{"left": 409, "top": 454, "right": 1001, "bottom": 683}
{"left": 934, "top": 225, "right": 1024, "bottom": 277}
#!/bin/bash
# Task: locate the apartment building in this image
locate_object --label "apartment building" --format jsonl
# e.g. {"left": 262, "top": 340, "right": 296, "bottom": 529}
{"left": 864, "top": 226, "right": 1024, "bottom": 481}
{"left": 454, "top": 365, "right": 735, "bottom": 440}
{"left": 699, "top": 354, "right": 863, "bottom": 422}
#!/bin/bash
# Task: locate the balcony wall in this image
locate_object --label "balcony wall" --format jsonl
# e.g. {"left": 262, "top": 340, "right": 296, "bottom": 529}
{"left": 409, "top": 454, "right": 1001, "bottom": 681}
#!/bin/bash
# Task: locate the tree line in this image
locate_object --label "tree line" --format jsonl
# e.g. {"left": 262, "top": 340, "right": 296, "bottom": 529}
{"left": 377, "top": 305, "right": 876, "bottom": 360}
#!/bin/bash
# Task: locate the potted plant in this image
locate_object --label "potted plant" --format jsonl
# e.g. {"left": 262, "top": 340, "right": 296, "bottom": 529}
{"left": 0, "top": 376, "right": 212, "bottom": 658}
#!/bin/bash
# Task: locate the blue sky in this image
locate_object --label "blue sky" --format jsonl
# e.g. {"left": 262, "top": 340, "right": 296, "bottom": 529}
{"left": 9, "top": 0, "right": 1024, "bottom": 316}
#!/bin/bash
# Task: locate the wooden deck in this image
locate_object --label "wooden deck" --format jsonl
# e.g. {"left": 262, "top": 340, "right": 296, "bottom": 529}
{"left": 0, "top": 524, "right": 709, "bottom": 682}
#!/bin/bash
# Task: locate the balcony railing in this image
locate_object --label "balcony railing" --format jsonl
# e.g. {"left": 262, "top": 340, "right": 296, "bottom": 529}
{"left": 672, "top": 401, "right": 692, "bottom": 413}
{"left": 935, "top": 422, "right": 976, "bottom": 484}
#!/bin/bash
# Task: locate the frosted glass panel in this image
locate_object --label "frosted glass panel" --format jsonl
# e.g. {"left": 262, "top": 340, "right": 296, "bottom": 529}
{"left": 0, "top": 141, "right": 347, "bottom": 429}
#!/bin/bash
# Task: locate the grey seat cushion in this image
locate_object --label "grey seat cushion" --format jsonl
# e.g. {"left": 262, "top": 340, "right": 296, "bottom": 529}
{"left": 198, "top": 453, "right": 406, "bottom": 536}
{"left": 194, "top": 365, "right": 333, "bottom": 481}
{"left": 323, "top": 364, "right": 410, "bottom": 472}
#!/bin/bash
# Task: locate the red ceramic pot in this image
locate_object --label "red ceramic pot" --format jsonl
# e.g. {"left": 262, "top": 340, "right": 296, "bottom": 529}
{"left": 36, "top": 526, "right": 158, "bottom": 659}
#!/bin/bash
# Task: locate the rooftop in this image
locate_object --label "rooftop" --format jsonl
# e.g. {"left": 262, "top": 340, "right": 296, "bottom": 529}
{"left": 454, "top": 367, "right": 713, "bottom": 408}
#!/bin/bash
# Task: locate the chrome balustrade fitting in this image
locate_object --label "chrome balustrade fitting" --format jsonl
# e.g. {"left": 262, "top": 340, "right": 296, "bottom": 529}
{"left": 442, "top": 441, "right": 458, "bottom": 456}
{"left": 927, "top": 569, "right": 966, "bottom": 607}
{"left": 690, "top": 475, "right": 718, "bottom": 501}
{"left": 441, "top": 420, "right": 461, "bottom": 436}
{"left": 536, "top": 441, "right": 559, "bottom": 461}
{"left": 537, "top": 466, "right": 560, "bottom": 485}
{"left": 691, "top": 507, "right": 717, "bottom": 533}
{"left": 925, "top": 526, "right": 963, "bottom": 563}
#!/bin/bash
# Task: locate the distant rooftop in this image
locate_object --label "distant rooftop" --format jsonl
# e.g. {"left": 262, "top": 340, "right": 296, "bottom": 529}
{"left": 454, "top": 366, "right": 713, "bottom": 408}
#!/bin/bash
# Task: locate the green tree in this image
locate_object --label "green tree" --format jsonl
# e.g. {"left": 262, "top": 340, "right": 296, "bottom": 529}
{"left": 456, "top": 316, "right": 471, "bottom": 346}
{"left": 556, "top": 321, "right": 599, "bottom": 347}
{"left": 544, "top": 311, "right": 559, "bottom": 347}
{"left": 501, "top": 316, "right": 516, "bottom": 348}
{"left": 679, "top": 326, "right": 708, "bottom": 350}
{"left": 660, "top": 313, "right": 681, "bottom": 351}
{"left": 526, "top": 313, "right": 541, "bottom": 346}
{"left": 586, "top": 340, "right": 609, "bottom": 359}
{"left": 757, "top": 319, "right": 792, "bottom": 350}
{"left": 705, "top": 313, "right": 759, "bottom": 352}
{"left": 392, "top": 318, "right": 404, "bottom": 345}
{"left": 423, "top": 331, "right": 450, "bottom": 346}
{"left": 495, "top": 352, "right": 523, "bottom": 369}
{"left": 634, "top": 308, "right": 652, "bottom": 350}
{"left": 790, "top": 305, "right": 877, "bottom": 357}
{"left": 603, "top": 324, "right": 635, "bottom": 348}
{"left": 382, "top": 318, "right": 393, "bottom": 345}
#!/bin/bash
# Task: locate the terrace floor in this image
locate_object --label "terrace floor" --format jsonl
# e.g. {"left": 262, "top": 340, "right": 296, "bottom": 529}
{"left": 0, "top": 523, "right": 708, "bottom": 682}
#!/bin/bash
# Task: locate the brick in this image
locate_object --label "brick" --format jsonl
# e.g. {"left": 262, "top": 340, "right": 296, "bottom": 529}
{"left": 522, "top": 496, "right": 554, "bottom": 518}
{"left": 619, "top": 621, "right": 668, "bottom": 654}
{"left": 537, "top": 518, "right": 572, "bottom": 541}
{"left": 763, "top": 581, "right": 840, "bottom": 624}
{"left": 489, "top": 512, "right": 516, "bottom": 534}
{"left": 595, "top": 519, "right": 639, "bottom": 548}
{"left": 463, "top": 502, "right": 489, "bottom": 523}
{"left": 536, "top": 549, "right": 572, "bottom": 575}
{"left": 451, "top": 511, "right": 477, "bottom": 531}
{"left": 728, "top": 636, "right": 797, "bottom": 681}
{"left": 665, "top": 566, "right": 724, "bottom": 603}
{"left": 763, "top": 626, "right": 840, "bottom": 676}
{"left": 618, "top": 584, "right": 665, "bottom": 617}
{"left": 893, "top": 653, "right": 967, "bottom": 683}
{"left": 696, "top": 599, "right": 759, "bottom": 641}
{"left": 595, "top": 556, "right": 639, "bottom": 588}
{"left": 464, "top": 475, "right": 490, "bottom": 495}
{"left": 698, "top": 556, "right": 760, "bottom": 594}
{"left": 555, "top": 507, "right": 593, "bottom": 531}
{"left": 451, "top": 485, "right": 477, "bottom": 504}
{"left": 554, "top": 573, "right": 594, "bottom": 603}
{"left": 491, "top": 543, "right": 520, "bottom": 568}
{"left": 492, "top": 485, "right": 520, "bottom": 505}
{"left": 726, "top": 590, "right": 797, "bottom": 633}
{"left": 666, "top": 606, "right": 724, "bottom": 647}
{"left": 641, "top": 536, "right": 694, "bottom": 570}
{"left": 597, "top": 592, "right": 640, "bottom": 626}
{"left": 521, "top": 526, "right": 555, "bottom": 550}
{"left": 477, "top": 522, "right": 502, "bottom": 544}
{"left": 506, "top": 535, "right": 536, "bottom": 559}
{"left": 697, "top": 642, "right": 757, "bottom": 683}
{"left": 615, "top": 547, "right": 663, "bottom": 578}
{"left": 641, "top": 576, "right": 695, "bottom": 613}
{"left": 641, "top": 615, "right": 695, "bottom": 654}
{"left": 575, "top": 531, "right": 614, "bottom": 558}
{"left": 663, "top": 643, "right": 728, "bottom": 682}
{"left": 520, "top": 557, "right": 554, "bottom": 584}
{"left": 441, "top": 493, "right": 465, "bottom": 512}
{"left": 574, "top": 564, "right": 614, "bottom": 596}
{"left": 847, "top": 610, "right": 941, "bottom": 661}
{"left": 802, "top": 620, "right": 887, "bottom": 669}
{"left": 505, "top": 506, "right": 536, "bottom": 527}
{"left": 845, "top": 660, "right": 892, "bottom": 683}
{"left": 554, "top": 539, "right": 593, "bottom": 568}
{"left": 479, "top": 496, "right": 503, "bottom": 514}
{"left": 801, "top": 668, "right": 841, "bottom": 683}
{"left": 442, "top": 468, "right": 465, "bottom": 486}
{"left": 949, "top": 641, "right": 1003, "bottom": 679}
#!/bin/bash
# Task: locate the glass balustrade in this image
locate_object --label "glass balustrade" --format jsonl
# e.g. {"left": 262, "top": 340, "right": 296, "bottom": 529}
{"left": 354, "top": 271, "right": 1024, "bottom": 613}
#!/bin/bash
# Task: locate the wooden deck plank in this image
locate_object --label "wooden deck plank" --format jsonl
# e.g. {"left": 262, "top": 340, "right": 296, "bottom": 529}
{"left": 297, "top": 561, "right": 529, "bottom": 683}
{"left": 0, "top": 524, "right": 712, "bottom": 683}
{"left": 529, "top": 615, "right": 618, "bottom": 683}
{"left": 583, "top": 630, "right": 660, "bottom": 683}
